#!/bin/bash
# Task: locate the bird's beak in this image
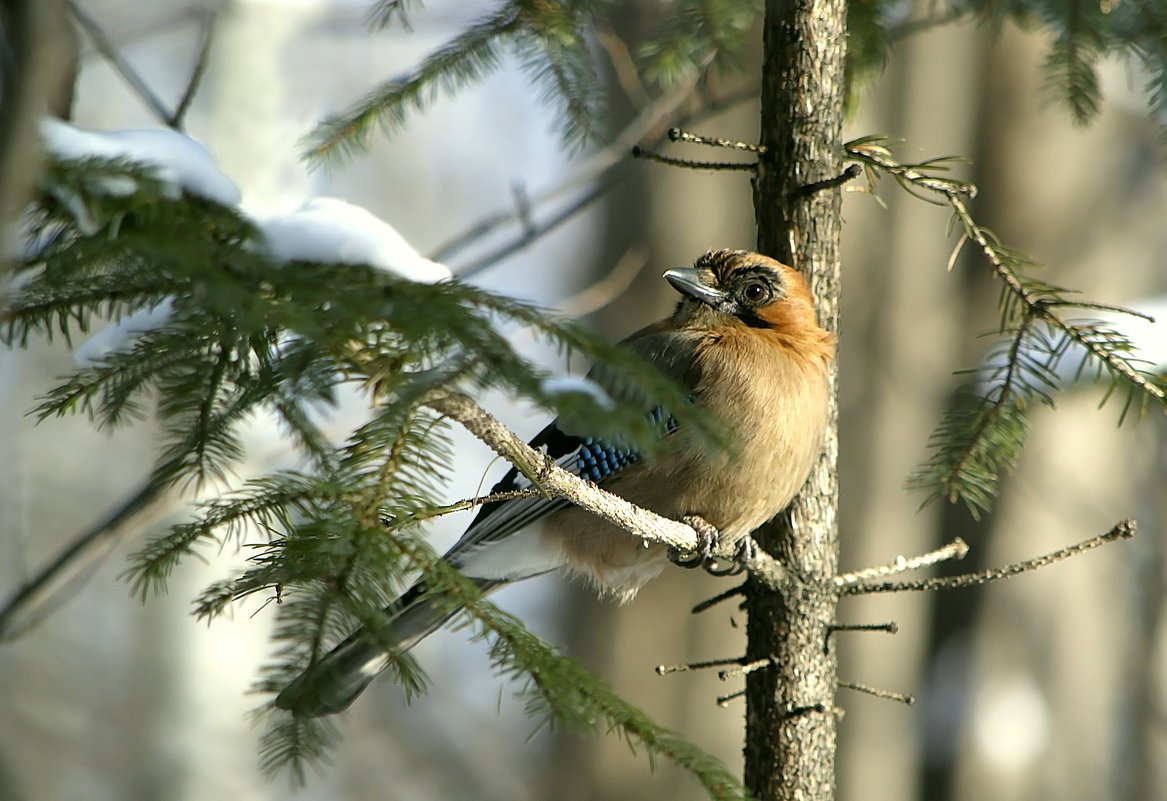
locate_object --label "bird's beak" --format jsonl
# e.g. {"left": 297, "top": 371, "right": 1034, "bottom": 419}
{"left": 663, "top": 267, "right": 729, "bottom": 309}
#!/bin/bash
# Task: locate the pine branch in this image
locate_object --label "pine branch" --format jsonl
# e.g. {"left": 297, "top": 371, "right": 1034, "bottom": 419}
{"left": 640, "top": 0, "right": 759, "bottom": 88}
{"left": 848, "top": 138, "right": 1167, "bottom": 514}
{"left": 367, "top": 0, "right": 420, "bottom": 32}
{"left": 843, "top": 520, "right": 1135, "bottom": 595}
{"left": 513, "top": 17, "right": 604, "bottom": 152}
{"left": 833, "top": 538, "right": 969, "bottom": 588}
{"left": 304, "top": 8, "right": 519, "bottom": 162}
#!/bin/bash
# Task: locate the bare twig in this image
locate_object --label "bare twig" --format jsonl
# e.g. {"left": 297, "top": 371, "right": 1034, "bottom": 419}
{"left": 169, "top": 11, "right": 215, "bottom": 129}
{"left": 435, "top": 81, "right": 760, "bottom": 276}
{"left": 833, "top": 538, "right": 969, "bottom": 588}
{"left": 719, "top": 657, "right": 774, "bottom": 680}
{"left": 419, "top": 487, "right": 542, "bottom": 519}
{"left": 0, "top": 480, "right": 171, "bottom": 639}
{"left": 887, "top": 8, "right": 968, "bottom": 42}
{"left": 454, "top": 169, "right": 627, "bottom": 278}
{"left": 668, "top": 127, "right": 764, "bottom": 152}
{"left": 433, "top": 58, "right": 728, "bottom": 267}
{"left": 69, "top": 1, "right": 173, "bottom": 126}
{"left": 843, "top": 519, "right": 1135, "bottom": 596}
{"left": 829, "top": 621, "right": 898, "bottom": 635}
{"left": 839, "top": 681, "right": 915, "bottom": 706}
{"left": 717, "top": 688, "right": 746, "bottom": 707}
{"left": 555, "top": 245, "right": 648, "bottom": 318}
{"left": 656, "top": 656, "right": 742, "bottom": 675}
{"left": 69, "top": 2, "right": 216, "bottom": 133}
{"left": 691, "top": 582, "right": 745, "bottom": 614}
{"left": 798, "top": 164, "right": 863, "bottom": 196}
{"left": 595, "top": 24, "right": 648, "bottom": 107}
{"left": 630, "top": 145, "right": 756, "bottom": 171}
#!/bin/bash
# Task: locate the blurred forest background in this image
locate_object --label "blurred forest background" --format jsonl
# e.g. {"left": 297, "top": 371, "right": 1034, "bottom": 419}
{"left": 1, "top": 1, "right": 1165, "bottom": 800}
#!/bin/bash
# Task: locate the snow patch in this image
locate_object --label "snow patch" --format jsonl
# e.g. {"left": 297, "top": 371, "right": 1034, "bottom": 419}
{"left": 74, "top": 299, "right": 175, "bottom": 367}
{"left": 253, "top": 197, "right": 450, "bottom": 282}
{"left": 540, "top": 375, "right": 614, "bottom": 409}
{"left": 40, "top": 118, "right": 241, "bottom": 206}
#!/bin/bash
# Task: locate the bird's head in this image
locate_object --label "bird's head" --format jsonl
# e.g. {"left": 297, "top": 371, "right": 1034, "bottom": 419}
{"left": 664, "top": 249, "right": 821, "bottom": 339}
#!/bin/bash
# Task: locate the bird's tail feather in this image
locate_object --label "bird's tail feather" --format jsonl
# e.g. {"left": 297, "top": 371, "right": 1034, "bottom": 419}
{"left": 275, "top": 578, "right": 499, "bottom": 717}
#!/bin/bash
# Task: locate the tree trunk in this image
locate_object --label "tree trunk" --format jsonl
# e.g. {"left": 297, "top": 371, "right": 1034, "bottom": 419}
{"left": 0, "top": 0, "right": 76, "bottom": 260}
{"left": 745, "top": 0, "right": 847, "bottom": 799}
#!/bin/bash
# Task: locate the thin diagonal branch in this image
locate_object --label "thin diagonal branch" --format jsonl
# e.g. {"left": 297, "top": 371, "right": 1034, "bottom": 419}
{"left": 843, "top": 519, "right": 1135, "bottom": 596}
{"left": 69, "top": 1, "right": 173, "bottom": 126}
{"left": 691, "top": 582, "right": 745, "bottom": 614}
{"left": 833, "top": 538, "right": 969, "bottom": 588}
{"left": 847, "top": 139, "right": 1166, "bottom": 407}
{"left": 169, "top": 11, "right": 215, "bottom": 129}
{"left": 838, "top": 681, "right": 914, "bottom": 706}
{"left": 656, "top": 656, "right": 742, "bottom": 675}
{"left": 435, "top": 74, "right": 754, "bottom": 270}
{"left": 631, "top": 145, "right": 756, "bottom": 171}
{"left": 668, "top": 127, "right": 764, "bottom": 152}
{"left": 0, "top": 479, "right": 170, "bottom": 639}
{"left": 948, "top": 190, "right": 1165, "bottom": 405}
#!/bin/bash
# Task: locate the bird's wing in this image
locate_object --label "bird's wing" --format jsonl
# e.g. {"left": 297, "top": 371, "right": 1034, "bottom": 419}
{"left": 444, "top": 324, "right": 703, "bottom": 576}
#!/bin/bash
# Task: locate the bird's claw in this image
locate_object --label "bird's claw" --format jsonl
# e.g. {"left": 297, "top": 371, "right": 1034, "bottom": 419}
{"left": 668, "top": 516, "right": 755, "bottom": 576}
{"left": 668, "top": 515, "right": 719, "bottom": 569}
{"left": 703, "top": 536, "right": 756, "bottom": 576}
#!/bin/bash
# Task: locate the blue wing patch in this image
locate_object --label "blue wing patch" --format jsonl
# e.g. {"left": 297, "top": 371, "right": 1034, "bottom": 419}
{"left": 574, "top": 406, "right": 678, "bottom": 481}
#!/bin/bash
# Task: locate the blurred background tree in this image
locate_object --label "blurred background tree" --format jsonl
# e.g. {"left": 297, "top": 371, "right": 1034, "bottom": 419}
{"left": 1, "top": 1, "right": 1166, "bottom": 801}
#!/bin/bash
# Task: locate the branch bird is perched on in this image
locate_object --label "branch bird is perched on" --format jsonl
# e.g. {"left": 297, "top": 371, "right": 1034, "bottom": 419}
{"left": 276, "top": 249, "right": 834, "bottom": 717}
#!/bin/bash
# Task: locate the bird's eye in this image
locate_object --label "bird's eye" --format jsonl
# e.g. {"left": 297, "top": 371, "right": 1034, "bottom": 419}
{"left": 743, "top": 282, "right": 769, "bottom": 304}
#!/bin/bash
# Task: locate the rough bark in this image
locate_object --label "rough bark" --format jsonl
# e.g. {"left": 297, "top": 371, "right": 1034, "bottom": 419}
{"left": 0, "top": 0, "right": 76, "bottom": 254}
{"left": 745, "top": 0, "right": 847, "bottom": 800}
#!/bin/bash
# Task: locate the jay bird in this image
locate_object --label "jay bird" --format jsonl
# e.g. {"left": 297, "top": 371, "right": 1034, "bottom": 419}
{"left": 276, "top": 249, "right": 834, "bottom": 717}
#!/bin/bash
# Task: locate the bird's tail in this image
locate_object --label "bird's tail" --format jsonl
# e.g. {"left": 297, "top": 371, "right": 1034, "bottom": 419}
{"left": 275, "top": 578, "right": 499, "bottom": 717}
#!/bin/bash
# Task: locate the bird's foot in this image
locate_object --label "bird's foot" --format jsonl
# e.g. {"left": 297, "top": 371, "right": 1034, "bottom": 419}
{"left": 704, "top": 535, "right": 757, "bottom": 576}
{"left": 668, "top": 515, "right": 719, "bottom": 568}
{"left": 669, "top": 516, "right": 755, "bottom": 576}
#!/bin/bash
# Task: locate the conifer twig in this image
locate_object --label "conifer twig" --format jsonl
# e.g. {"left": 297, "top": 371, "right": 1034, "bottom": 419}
{"left": 432, "top": 58, "right": 732, "bottom": 268}
{"left": 691, "top": 582, "right": 745, "bottom": 614}
{"left": 0, "top": 479, "right": 171, "bottom": 639}
{"left": 946, "top": 191, "right": 1165, "bottom": 405}
{"left": 169, "top": 11, "right": 215, "bottom": 129}
{"left": 630, "top": 145, "right": 756, "bottom": 171}
{"left": 847, "top": 139, "right": 1165, "bottom": 406}
{"left": 555, "top": 245, "right": 648, "bottom": 317}
{"left": 838, "top": 681, "right": 915, "bottom": 706}
{"left": 829, "top": 621, "right": 898, "bottom": 635}
{"left": 833, "top": 538, "right": 969, "bottom": 588}
{"left": 667, "top": 127, "right": 764, "bottom": 152}
{"left": 69, "top": 2, "right": 173, "bottom": 126}
{"left": 843, "top": 519, "right": 1135, "bottom": 596}
{"left": 656, "top": 656, "right": 742, "bottom": 675}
